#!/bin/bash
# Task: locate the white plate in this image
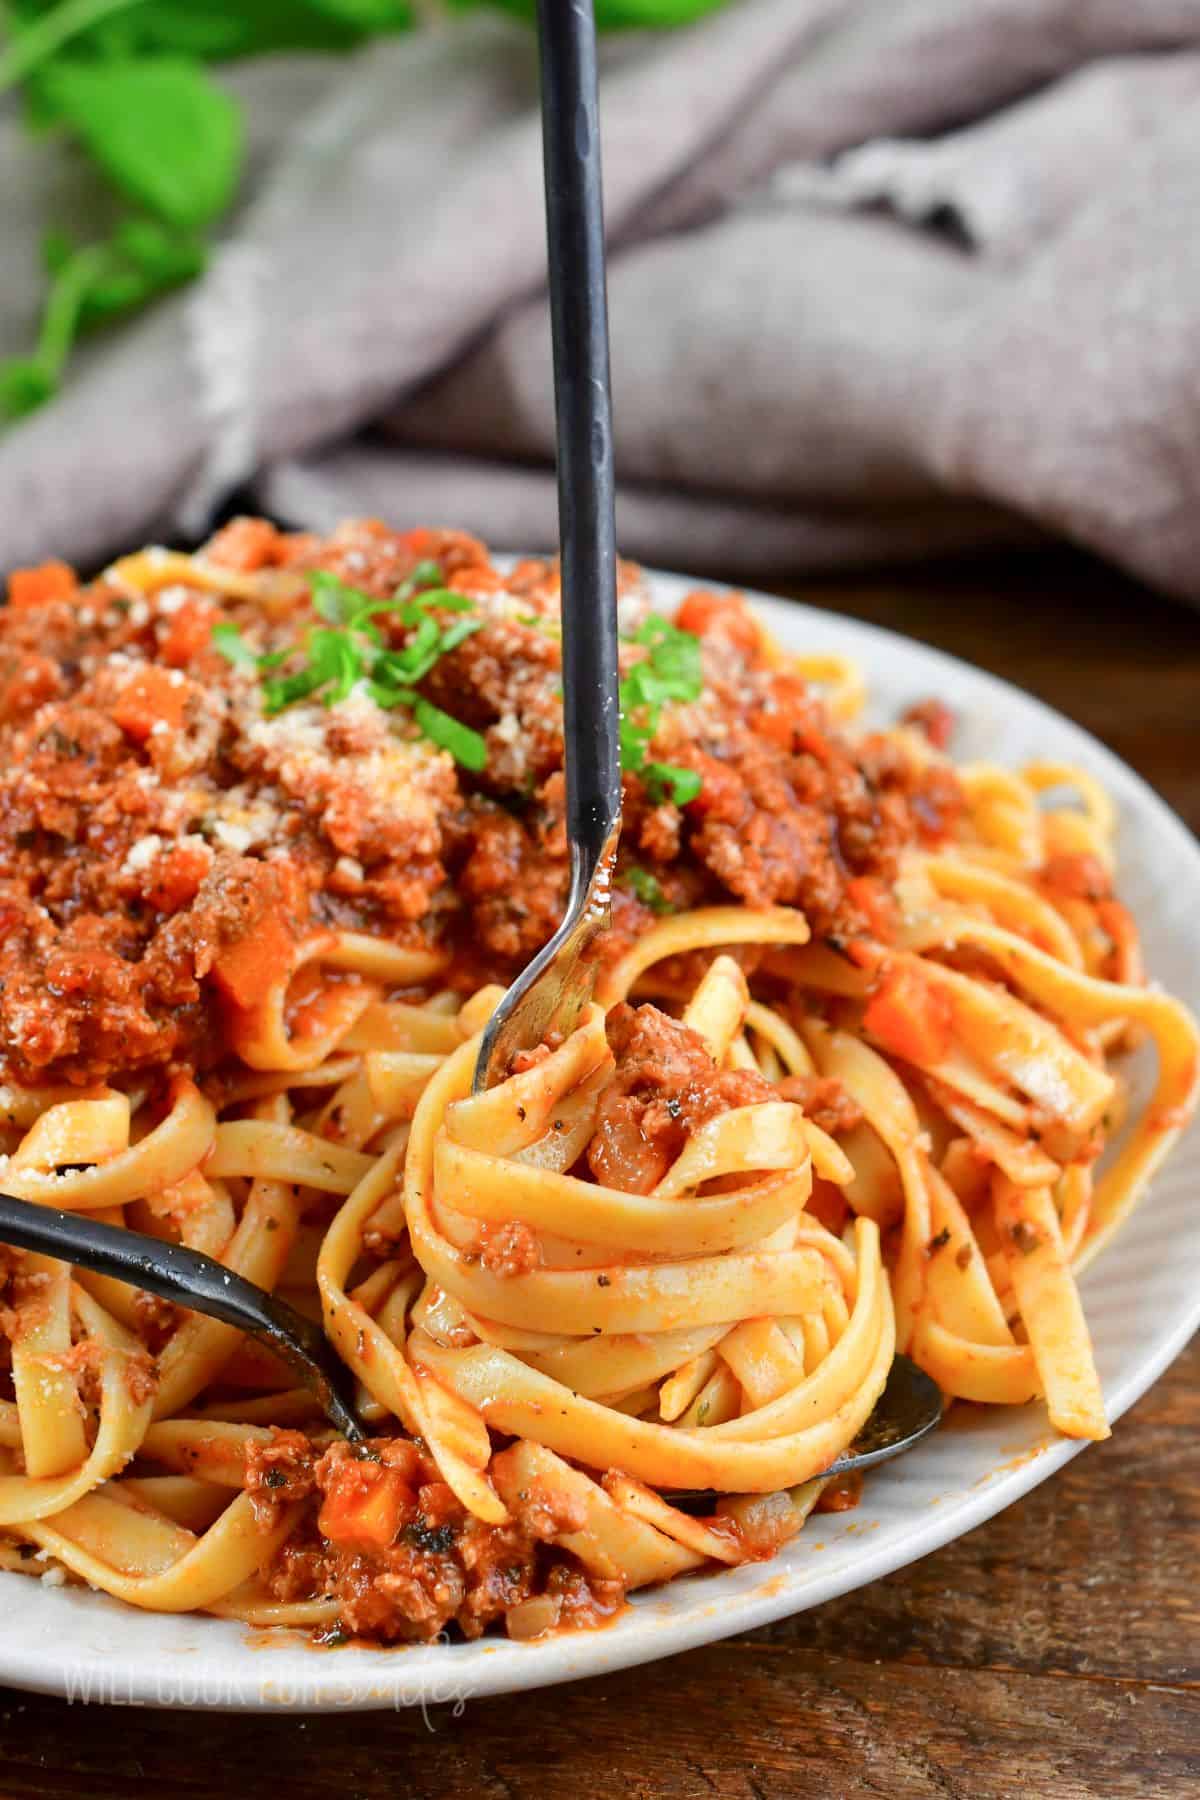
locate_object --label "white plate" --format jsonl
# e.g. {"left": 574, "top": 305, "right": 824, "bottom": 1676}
{"left": 3, "top": 571, "right": 1198, "bottom": 1712}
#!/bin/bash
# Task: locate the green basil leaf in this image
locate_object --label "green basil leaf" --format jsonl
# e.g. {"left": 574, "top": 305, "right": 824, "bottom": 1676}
{"left": 327, "top": 639, "right": 362, "bottom": 703}
{"left": 305, "top": 0, "right": 413, "bottom": 25}
{"left": 619, "top": 716, "right": 652, "bottom": 772}
{"left": 0, "top": 359, "right": 56, "bottom": 419}
{"left": 40, "top": 58, "right": 244, "bottom": 229}
{"left": 306, "top": 626, "right": 363, "bottom": 702}
{"left": 41, "top": 229, "right": 74, "bottom": 277}
{"left": 366, "top": 679, "right": 413, "bottom": 711}
{"left": 86, "top": 0, "right": 394, "bottom": 60}
{"left": 79, "top": 224, "right": 206, "bottom": 328}
{"left": 448, "top": 0, "right": 727, "bottom": 27}
{"left": 413, "top": 560, "right": 444, "bottom": 584}
{"left": 389, "top": 615, "right": 443, "bottom": 684}
{"left": 114, "top": 216, "right": 205, "bottom": 279}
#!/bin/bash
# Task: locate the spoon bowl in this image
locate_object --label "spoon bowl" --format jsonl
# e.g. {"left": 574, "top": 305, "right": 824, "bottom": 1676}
{"left": 0, "top": 1182, "right": 943, "bottom": 1503}
{"left": 662, "top": 1355, "right": 944, "bottom": 1513}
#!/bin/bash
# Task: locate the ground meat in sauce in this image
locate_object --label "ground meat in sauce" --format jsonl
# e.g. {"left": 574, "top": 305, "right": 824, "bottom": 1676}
{"left": 773, "top": 1073, "right": 863, "bottom": 1137}
{"left": 477, "top": 1218, "right": 542, "bottom": 1278}
{"left": 0, "top": 518, "right": 961, "bottom": 1089}
{"left": 900, "top": 698, "right": 955, "bottom": 750}
{"left": 813, "top": 1470, "right": 864, "bottom": 1513}
{"left": 586, "top": 1005, "right": 864, "bottom": 1194}
{"left": 244, "top": 1429, "right": 320, "bottom": 1522}
{"left": 1037, "top": 851, "right": 1113, "bottom": 904}
{"left": 588, "top": 1003, "right": 779, "bottom": 1194}
{"left": 249, "top": 1431, "right": 619, "bottom": 1644}
{"left": 130, "top": 1288, "right": 178, "bottom": 1355}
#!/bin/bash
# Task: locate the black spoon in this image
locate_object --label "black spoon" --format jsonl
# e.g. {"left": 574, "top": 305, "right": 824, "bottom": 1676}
{"left": 663, "top": 1354, "right": 944, "bottom": 1513}
{"left": 0, "top": 1192, "right": 363, "bottom": 1441}
{"left": 0, "top": 1190, "right": 941, "bottom": 1487}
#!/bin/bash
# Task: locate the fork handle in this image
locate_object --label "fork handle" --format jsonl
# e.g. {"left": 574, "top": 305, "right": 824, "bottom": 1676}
{"left": 537, "top": 0, "right": 622, "bottom": 866}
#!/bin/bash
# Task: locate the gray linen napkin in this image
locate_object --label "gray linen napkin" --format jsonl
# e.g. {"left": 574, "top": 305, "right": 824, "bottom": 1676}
{"left": 2, "top": 0, "right": 1200, "bottom": 599}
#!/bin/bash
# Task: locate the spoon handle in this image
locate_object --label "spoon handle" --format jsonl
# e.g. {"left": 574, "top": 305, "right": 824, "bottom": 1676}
{"left": 0, "top": 1191, "right": 363, "bottom": 1441}
{"left": 537, "top": 0, "right": 622, "bottom": 867}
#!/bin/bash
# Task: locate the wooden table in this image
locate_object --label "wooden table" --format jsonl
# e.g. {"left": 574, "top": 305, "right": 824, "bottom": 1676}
{"left": 4, "top": 549, "right": 1198, "bottom": 1800}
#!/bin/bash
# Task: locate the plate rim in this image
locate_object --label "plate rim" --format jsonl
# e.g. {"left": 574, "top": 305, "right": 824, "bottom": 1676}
{"left": 1, "top": 565, "right": 1196, "bottom": 1712}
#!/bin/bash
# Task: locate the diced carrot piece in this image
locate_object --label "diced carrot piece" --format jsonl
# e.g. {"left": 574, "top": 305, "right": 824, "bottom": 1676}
{"left": 160, "top": 598, "right": 219, "bottom": 667}
{"left": 846, "top": 938, "right": 885, "bottom": 972}
{"left": 318, "top": 1465, "right": 413, "bottom": 1553}
{"left": 399, "top": 527, "right": 436, "bottom": 560}
{"left": 755, "top": 711, "right": 796, "bottom": 752}
{"left": 144, "top": 842, "right": 211, "bottom": 913}
{"left": 845, "top": 876, "right": 898, "bottom": 942}
{"left": 675, "top": 590, "right": 761, "bottom": 659}
{"left": 1037, "top": 853, "right": 1110, "bottom": 903}
{"left": 752, "top": 673, "right": 810, "bottom": 749}
{"left": 111, "top": 667, "right": 188, "bottom": 742}
{"left": 204, "top": 517, "right": 284, "bottom": 572}
{"left": 7, "top": 561, "right": 78, "bottom": 609}
{"left": 863, "top": 963, "right": 953, "bottom": 1066}
{"left": 211, "top": 908, "right": 297, "bottom": 1012}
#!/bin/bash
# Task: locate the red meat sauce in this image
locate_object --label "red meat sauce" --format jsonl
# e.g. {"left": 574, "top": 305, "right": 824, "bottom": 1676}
{"left": 0, "top": 516, "right": 963, "bottom": 1092}
{"left": 233, "top": 1004, "right": 862, "bottom": 1644}
{"left": 587, "top": 1002, "right": 863, "bottom": 1195}
{"left": 244, "top": 1431, "right": 623, "bottom": 1645}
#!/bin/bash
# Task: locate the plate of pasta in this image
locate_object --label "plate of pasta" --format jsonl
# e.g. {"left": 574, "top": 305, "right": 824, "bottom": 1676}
{"left": 0, "top": 519, "right": 1196, "bottom": 1711}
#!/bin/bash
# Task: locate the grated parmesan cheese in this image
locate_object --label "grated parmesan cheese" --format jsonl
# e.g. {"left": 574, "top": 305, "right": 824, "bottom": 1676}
{"left": 122, "top": 834, "right": 163, "bottom": 874}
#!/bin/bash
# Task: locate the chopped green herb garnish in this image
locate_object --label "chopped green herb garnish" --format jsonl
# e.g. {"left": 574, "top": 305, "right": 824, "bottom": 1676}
{"left": 210, "top": 619, "right": 259, "bottom": 671}
{"left": 407, "top": 559, "right": 444, "bottom": 590}
{"left": 210, "top": 567, "right": 488, "bottom": 771}
{"left": 310, "top": 567, "right": 374, "bottom": 627}
{"left": 644, "top": 762, "right": 702, "bottom": 807}
{"left": 626, "top": 866, "right": 674, "bottom": 914}
{"left": 619, "top": 612, "right": 704, "bottom": 800}
{"left": 411, "top": 697, "right": 487, "bottom": 772}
